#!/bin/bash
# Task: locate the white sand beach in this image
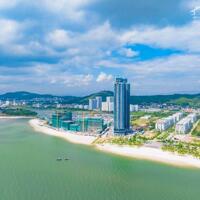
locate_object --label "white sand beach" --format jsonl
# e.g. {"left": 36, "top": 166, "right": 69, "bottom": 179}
{"left": 29, "top": 119, "right": 97, "bottom": 145}
{"left": 0, "top": 116, "right": 33, "bottom": 119}
{"left": 96, "top": 144, "right": 200, "bottom": 168}
{"left": 29, "top": 118, "right": 200, "bottom": 168}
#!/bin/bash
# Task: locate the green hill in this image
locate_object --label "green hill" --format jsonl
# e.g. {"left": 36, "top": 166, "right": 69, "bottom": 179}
{"left": 169, "top": 97, "right": 200, "bottom": 108}
{"left": 0, "top": 91, "right": 200, "bottom": 107}
{"left": 76, "top": 91, "right": 113, "bottom": 104}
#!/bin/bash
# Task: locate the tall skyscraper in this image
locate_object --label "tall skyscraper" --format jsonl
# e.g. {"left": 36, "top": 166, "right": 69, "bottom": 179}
{"left": 106, "top": 96, "right": 114, "bottom": 103}
{"left": 114, "top": 78, "right": 130, "bottom": 135}
{"left": 89, "top": 99, "right": 97, "bottom": 110}
{"left": 101, "top": 96, "right": 114, "bottom": 112}
{"left": 96, "top": 96, "right": 102, "bottom": 110}
{"left": 107, "top": 96, "right": 114, "bottom": 112}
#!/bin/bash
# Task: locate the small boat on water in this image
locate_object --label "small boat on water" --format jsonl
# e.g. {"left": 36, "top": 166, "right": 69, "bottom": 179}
{"left": 56, "top": 157, "right": 70, "bottom": 161}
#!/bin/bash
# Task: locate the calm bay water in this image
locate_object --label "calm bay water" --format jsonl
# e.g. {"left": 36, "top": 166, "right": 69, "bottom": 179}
{"left": 0, "top": 119, "right": 200, "bottom": 200}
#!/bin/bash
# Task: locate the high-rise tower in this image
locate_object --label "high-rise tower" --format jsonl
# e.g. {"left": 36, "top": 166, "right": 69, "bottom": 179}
{"left": 96, "top": 96, "right": 102, "bottom": 110}
{"left": 114, "top": 78, "right": 130, "bottom": 135}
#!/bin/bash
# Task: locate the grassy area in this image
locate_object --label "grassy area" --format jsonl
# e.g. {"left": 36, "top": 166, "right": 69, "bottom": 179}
{"left": 131, "top": 111, "right": 174, "bottom": 119}
{"left": 151, "top": 111, "right": 175, "bottom": 118}
{"left": 131, "top": 111, "right": 175, "bottom": 131}
{"left": 1, "top": 108, "right": 37, "bottom": 116}
{"left": 162, "top": 140, "right": 200, "bottom": 158}
{"left": 142, "top": 131, "right": 160, "bottom": 140}
{"left": 192, "top": 121, "right": 200, "bottom": 136}
{"left": 132, "top": 118, "right": 149, "bottom": 127}
{"left": 156, "top": 132, "right": 170, "bottom": 140}
{"left": 96, "top": 135, "right": 147, "bottom": 146}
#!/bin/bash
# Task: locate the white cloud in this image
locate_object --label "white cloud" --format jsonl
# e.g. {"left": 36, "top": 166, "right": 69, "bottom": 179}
{"left": 0, "top": 0, "right": 18, "bottom": 9}
{"left": 45, "top": 22, "right": 118, "bottom": 52}
{"left": 63, "top": 74, "right": 94, "bottom": 87}
{"left": 46, "top": 29, "right": 73, "bottom": 47}
{"left": 0, "top": 18, "right": 51, "bottom": 56}
{"left": 98, "top": 54, "right": 200, "bottom": 74}
{"left": 96, "top": 72, "right": 113, "bottom": 82}
{"left": 121, "top": 21, "right": 200, "bottom": 53}
{"left": 119, "top": 48, "right": 139, "bottom": 57}
{"left": 31, "top": 63, "right": 94, "bottom": 87}
{"left": 97, "top": 54, "right": 200, "bottom": 94}
{"left": 0, "top": 0, "right": 95, "bottom": 23}
{"left": 82, "top": 21, "right": 117, "bottom": 43}
{"left": 184, "top": 0, "right": 200, "bottom": 9}
{"left": 0, "top": 0, "right": 95, "bottom": 22}
{"left": 0, "top": 19, "right": 22, "bottom": 45}
{"left": 0, "top": 1, "right": 200, "bottom": 95}
{"left": 39, "top": 0, "right": 94, "bottom": 21}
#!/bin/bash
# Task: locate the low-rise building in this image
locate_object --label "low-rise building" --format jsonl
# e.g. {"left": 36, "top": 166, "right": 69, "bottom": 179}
{"left": 130, "top": 105, "right": 139, "bottom": 112}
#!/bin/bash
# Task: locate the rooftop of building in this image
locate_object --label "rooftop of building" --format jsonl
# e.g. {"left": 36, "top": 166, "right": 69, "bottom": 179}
{"left": 115, "top": 78, "right": 128, "bottom": 83}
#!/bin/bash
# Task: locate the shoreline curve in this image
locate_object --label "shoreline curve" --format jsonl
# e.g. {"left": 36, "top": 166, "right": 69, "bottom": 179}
{"left": 29, "top": 118, "right": 200, "bottom": 169}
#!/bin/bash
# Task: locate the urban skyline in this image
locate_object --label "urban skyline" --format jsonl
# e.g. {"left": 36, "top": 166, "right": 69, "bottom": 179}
{"left": 0, "top": 1, "right": 200, "bottom": 200}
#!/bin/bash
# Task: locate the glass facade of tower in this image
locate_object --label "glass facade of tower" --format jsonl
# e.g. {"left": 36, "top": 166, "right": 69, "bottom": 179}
{"left": 114, "top": 78, "right": 130, "bottom": 135}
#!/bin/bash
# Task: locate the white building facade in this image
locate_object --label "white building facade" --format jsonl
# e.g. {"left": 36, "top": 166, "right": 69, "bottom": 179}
{"left": 175, "top": 113, "right": 198, "bottom": 134}
{"left": 155, "top": 112, "right": 184, "bottom": 132}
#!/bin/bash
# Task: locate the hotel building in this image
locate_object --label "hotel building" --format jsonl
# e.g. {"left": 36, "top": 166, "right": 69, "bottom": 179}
{"left": 114, "top": 78, "right": 130, "bottom": 135}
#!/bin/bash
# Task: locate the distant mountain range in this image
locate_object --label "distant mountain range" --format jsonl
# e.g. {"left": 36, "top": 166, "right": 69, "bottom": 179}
{"left": 0, "top": 91, "right": 79, "bottom": 102}
{"left": 0, "top": 91, "right": 200, "bottom": 107}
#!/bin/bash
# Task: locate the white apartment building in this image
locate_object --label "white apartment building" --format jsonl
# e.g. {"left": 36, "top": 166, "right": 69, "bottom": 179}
{"left": 96, "top": 96, "right": 102, "bottom": 110}
{"left": 106, "top": 96, "right": 114, "bottom": 103}
{"left": 175, "top": 113, "right": 198, "bottom": 134}
{"left": 172, "top": 112, "right": 184, "bottom": 123}
{"left": 84, "top": 105, "right": 89, "bottom": 110}
{"left": 101, "top": 97, "right": 114, "bottom": 112}
{"left": 130, "top": 105, "right": 139, "bottom": 112}
{"left": 102, "top": 102, "right": 109, "bottom": 111}
{"left": 188, "top": 113, "right": 197, "bottom": 123}
{"left": 89, "top": 99, "right": 97, "bottom": 110}
{"left": 108, "top": 102, "right": 114, "bottom": 112}
{"left": 155, "top": 117, "right": 174, "bottom": 131}
{"left": 155, "top": 112, "right": 184, "bottom": 132}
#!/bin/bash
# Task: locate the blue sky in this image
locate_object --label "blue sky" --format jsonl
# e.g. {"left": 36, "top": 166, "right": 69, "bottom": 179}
{"left": 0, "top": 0, "right": 200, "bottom": 95}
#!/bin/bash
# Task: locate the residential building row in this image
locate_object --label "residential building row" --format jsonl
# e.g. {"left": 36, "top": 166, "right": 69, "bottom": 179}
{"left": 155, "top": 112, "right": 184, "bottom": 131}
{"left": 175, "top": 113, "right": 198, "bottom": 134}
{"left": 0, "top": 100, "right": 26, "bottom": 108}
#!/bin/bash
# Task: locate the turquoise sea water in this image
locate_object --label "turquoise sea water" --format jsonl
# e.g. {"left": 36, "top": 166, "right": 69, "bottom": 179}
{"left": 0, "top": 119, "right": 200, "bottom": 200}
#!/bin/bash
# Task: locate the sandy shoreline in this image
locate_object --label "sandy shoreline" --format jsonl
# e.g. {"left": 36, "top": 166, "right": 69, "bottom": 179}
{"left": 29, "top": 118, "right": 200, "bottom": 169}
{"left": 29, "top": 119, "right": 97, "bottom": 145}
{"left": 96, "top": 144, "right": 200, "bottom": 168}
{"left": 0, "top": 116, "right": 33, "bottom": 119}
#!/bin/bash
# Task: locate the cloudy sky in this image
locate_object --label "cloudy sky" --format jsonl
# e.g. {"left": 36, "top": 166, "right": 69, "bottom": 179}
{"left": 0, "top": 0, "right": 200, "bottom": 96}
